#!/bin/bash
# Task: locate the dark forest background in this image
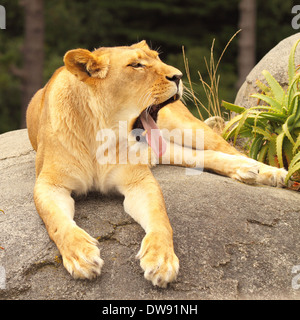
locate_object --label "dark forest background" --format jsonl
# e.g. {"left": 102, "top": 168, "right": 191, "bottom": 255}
{"left": 0, "top": 0, "right": 298, "bottom": 133}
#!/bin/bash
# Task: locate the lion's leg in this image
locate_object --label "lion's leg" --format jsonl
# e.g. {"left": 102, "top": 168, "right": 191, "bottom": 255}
{"left": 160, "top": 140, "right": 287, "bottom": 187}
{"left": 34, "top": 173, "right": 103, "bottom": 279}
{"left": 111, "top": 165, "right": 179, "bottom": 288}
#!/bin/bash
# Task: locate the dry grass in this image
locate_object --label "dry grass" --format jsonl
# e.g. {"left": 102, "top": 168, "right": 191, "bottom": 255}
{"left": 182, "top": 30, "right": 241, "bottom": 121}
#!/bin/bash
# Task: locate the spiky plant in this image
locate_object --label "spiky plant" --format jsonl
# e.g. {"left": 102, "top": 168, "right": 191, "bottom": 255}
{"left": 182, "top": 30, "right": 241, "bottom": 121}
{"left": 222, "top": 39, "right": 300, "bottom": 184}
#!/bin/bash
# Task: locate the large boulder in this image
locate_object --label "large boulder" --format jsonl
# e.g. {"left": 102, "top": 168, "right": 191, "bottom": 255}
{"left": 235, "top": 33, "right": 300, "bottom": 109}
{"left": 1, "top": 129, "right": 300, "bottom": 300}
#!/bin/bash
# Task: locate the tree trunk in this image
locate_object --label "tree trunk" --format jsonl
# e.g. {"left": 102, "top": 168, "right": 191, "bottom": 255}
{"left": 237, "top": 0, "right": 256, "bottom": 91}
{"left": 20, "top": 0, "right": 44, "bottom": 128}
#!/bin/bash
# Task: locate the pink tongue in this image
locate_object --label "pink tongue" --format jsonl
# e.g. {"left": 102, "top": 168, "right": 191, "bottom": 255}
{"left": 140, "top": 110, "right": 167, "bottom": 157}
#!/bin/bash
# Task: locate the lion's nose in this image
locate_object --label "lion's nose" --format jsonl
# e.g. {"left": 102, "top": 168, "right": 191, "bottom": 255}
{"left": 166, "top": 73, "right": 183, "bottom": 87}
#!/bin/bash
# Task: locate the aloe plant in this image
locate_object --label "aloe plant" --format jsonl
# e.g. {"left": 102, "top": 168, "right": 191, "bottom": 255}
{"left": 222, "top": 39, "right": 300, "bottom": 184}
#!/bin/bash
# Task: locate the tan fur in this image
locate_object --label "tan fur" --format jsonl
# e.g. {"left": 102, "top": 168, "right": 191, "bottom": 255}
{"left": 26, "top": 41, "right": 287, "bottom": 287}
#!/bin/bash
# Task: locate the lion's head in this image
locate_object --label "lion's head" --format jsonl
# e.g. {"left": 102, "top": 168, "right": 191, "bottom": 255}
{"left": 63, "top": 40, "right": 183, "bottom": 156}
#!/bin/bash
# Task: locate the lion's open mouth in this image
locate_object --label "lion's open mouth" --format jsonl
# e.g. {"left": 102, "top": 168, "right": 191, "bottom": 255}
{"left": 132, "top": 94, "right": 180, "bottom": 157}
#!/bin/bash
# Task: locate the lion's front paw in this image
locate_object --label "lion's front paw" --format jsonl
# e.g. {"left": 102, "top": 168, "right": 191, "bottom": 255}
{"left": 60, "top": 225, "right": 103, "bottom": 280}
{"left": 231, "top": 159, "right": 288, "bottom": 188}
{"left": 136, "top": 232, "right": 179, "bottom": 288}
{"left": 255, "top": 165, "right": 288, "bottom": 187}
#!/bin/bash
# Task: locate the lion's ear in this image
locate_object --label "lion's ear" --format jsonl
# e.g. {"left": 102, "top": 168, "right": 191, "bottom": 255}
{"left": 131, "top": 40, "right": 150, "bottom": 50}
{"left": 64, "top": 49, "right": 109, "bottom": 81}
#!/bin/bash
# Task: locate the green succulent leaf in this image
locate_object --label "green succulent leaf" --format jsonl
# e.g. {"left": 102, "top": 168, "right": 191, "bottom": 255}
{"left": 289, "top": 152, "right": 300, "bottom": 169}
{"left": 287, "top": 73, "right": 300, "bottom": 112}
{"left": 285, "top": 160, "right": 300, "bottom": 183}
{"left": 233, "top": 109, "right": 251, "bottom": 145}
{"left": 288, "top": 39, "right": 300, "bottom": 85}
{"left": 222, "top": 114, "right": 243, "bottom": 140}
{"left": 268, "top": 136, "right": 278, "bottom": 167}
{"left": 222, "top": 101, "right": 246, "bottom": 114}
{"left": 249, "top": 136, "right": 264, "bottom": 160}
{"left": 250, "top": 93, "right": 283, "bottom": 112}
{"left": 252, "top": 126, "right": 272, "bottom": 141}
{"left": 293, "top": 135, "right": 300, "bottom": 154}
{"left": 289, "top": 91, "right": 300, "bottom": 115}
{"left": 294, "top": 98, "right": 300, "bottom": 124}
{"left": 257, "top": 142, "right": 269, "bottom": 163}
{"left": 255, "top": 79, "right": 271, "bottom": 94}
{"left": 258, "top": 112, "right": 286, "bottom": 123}
{"left": 276, "top": 132, "right": 285, "bottom": 168}
{"left": 284, "top": 139, "right": 295, "bottom": 166}
{"left": 262, "top": 70, "right": 285, "bottom": 103}
{"left": 282, "top": 114, "right": 296, "bottom": 145}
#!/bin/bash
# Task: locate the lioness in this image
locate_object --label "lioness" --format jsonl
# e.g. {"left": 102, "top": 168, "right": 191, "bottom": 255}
{"left": 26, "top": 41, "right": 287, "bottom": 287}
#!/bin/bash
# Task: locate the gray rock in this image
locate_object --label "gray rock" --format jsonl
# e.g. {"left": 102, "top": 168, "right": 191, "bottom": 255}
{"left": 1, "top": 129, "right": 300, "bottom": 299}
{"left": 235, "top": 33, "right": 300, "bottom": 109}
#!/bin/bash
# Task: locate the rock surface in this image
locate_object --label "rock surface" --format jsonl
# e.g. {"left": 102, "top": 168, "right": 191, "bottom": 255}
{"left": 235, "top": 33, "right": 300, "bottom": 109}
{"left": 1, "top": 129, "right": 300, "bottom": 300}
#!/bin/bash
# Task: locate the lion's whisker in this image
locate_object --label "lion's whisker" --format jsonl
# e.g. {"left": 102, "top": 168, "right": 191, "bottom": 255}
{"left": 138, "top": 90, "right": 153, "bottom": 110}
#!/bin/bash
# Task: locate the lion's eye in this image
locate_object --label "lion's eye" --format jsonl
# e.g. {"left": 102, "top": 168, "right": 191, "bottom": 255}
{"left": 128, "top": 62, "right": 145, "bottom": 68}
